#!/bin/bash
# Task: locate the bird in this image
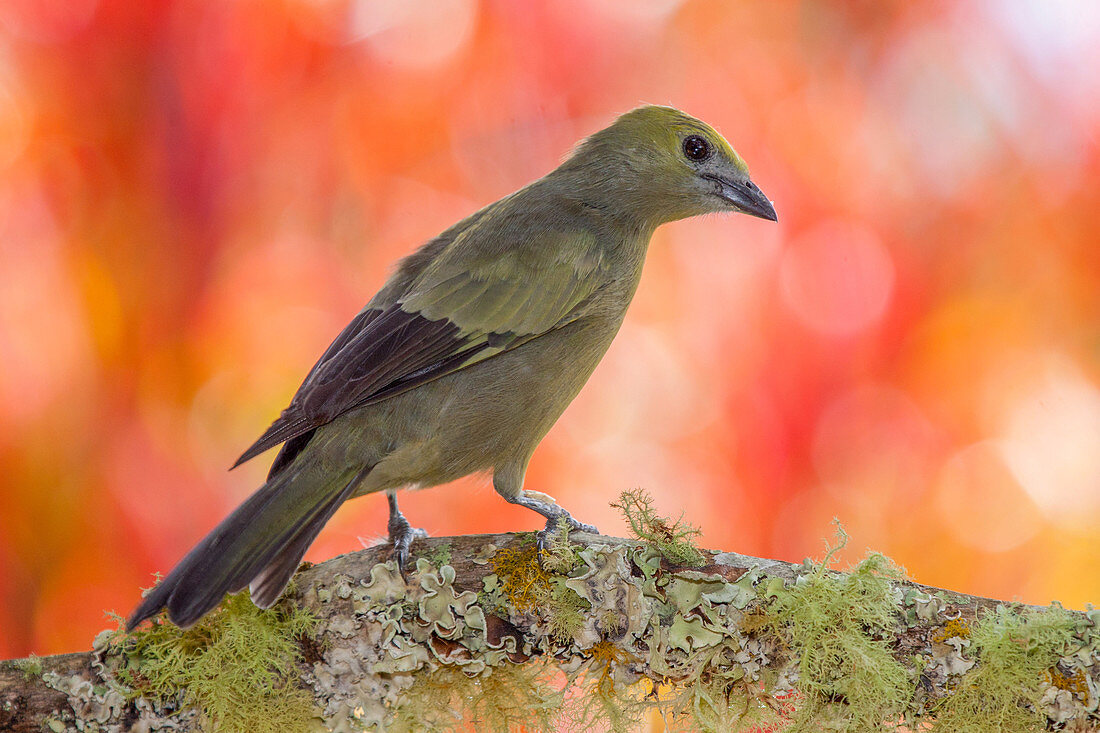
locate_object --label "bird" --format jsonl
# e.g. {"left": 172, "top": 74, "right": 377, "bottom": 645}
{"left": 126, "top": 105, "right": 777, "bottom": 630}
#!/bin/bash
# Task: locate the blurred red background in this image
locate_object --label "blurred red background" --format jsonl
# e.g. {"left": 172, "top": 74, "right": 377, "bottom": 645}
{"left": 1, "top": 0, "right": 1098, "bottom": 659}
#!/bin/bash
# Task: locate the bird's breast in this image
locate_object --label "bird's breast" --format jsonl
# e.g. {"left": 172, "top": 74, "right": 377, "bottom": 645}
{"left": 345, "top": 312, "right": 627, "bottom": 495}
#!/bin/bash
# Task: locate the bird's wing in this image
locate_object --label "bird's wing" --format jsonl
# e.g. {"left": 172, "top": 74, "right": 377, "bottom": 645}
{"left": 233, "top": 226, "right": 605, "bottom": 467}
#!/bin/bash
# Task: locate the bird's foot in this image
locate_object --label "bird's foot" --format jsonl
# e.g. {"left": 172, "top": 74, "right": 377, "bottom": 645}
{"left": 535, "top": 511, "right": 599, "bottom": 557}
{"left": 389, "top": 519, "right": 428, "bottom": 581}
{"left": 503, "top": 491, "right": 599, "bottom": 558}
{"left": 387, "top": 493, "right": 427, "bottom": 581}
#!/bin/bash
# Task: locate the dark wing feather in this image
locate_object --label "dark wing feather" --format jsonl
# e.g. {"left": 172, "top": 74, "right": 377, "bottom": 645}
{"left": 235, "top": 305, "right": 489, "bottom": 468}
{"left": 234, "top": 220, "right": 606, "bottom": 471}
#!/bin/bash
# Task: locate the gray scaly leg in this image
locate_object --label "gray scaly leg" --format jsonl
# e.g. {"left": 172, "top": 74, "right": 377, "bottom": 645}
{"left": 503, "top": 490, "right": 599, "bottom": 555}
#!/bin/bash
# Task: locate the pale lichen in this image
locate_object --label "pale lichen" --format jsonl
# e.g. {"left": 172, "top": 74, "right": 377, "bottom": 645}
{"left": 14, "top": 504, "right": 1100, "bottom": 733}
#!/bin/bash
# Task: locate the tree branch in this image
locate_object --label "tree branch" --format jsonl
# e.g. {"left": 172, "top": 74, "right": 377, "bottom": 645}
{"left": 2, "top": 531, "right": 1098, "bottom": 732}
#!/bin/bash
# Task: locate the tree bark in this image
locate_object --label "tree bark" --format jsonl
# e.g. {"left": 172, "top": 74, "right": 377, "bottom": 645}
{"left": 2, "top": 532, "right": 1098, "bottom": 732}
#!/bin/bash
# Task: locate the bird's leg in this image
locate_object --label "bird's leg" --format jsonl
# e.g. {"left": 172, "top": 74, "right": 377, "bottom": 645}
{"left": 494, "top": 464, "right": 599, "bottom": 557}
{"left": 387, "top": 491, "right": 427, "bottom": 580}
{"left": 503, "top": 490, "right": 599, "bottom": 556}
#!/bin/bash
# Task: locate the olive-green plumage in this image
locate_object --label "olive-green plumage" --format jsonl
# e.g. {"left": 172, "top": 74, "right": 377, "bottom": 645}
{"left": 127, "top": 105, "right": 777, "bottom": 629}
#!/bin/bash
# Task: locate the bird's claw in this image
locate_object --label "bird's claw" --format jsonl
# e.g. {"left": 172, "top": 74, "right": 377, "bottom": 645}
{"left": 389, "top": 518, "right": 428, "bottom": 582}
{"left": 535, "top": 513, "right": 599, "bottom": 562}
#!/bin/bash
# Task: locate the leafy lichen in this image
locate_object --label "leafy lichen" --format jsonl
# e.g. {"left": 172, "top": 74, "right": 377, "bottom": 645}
{"left": 45, "top": 510, "right": 1098, "bottom": 733}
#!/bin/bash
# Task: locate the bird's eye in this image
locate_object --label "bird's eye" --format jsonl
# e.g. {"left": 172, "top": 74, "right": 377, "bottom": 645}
{"left": 682, "top": 135, "right": 711, "bottom": 162}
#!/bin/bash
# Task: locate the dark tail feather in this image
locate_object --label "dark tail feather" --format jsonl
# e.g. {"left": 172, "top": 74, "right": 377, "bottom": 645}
{"left": 127, "top": 462, "right": 365, "bottom": 630}
{"left": 248, "top": 477, "right": 357, "bottom": 607}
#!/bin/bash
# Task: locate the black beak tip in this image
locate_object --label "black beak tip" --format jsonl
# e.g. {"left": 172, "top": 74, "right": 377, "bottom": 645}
{"left": 743, "top": 181, "right": 778, "bottom": 223}
{"left": 711, "top": 175, "right": 778, "bottom": 223}
{"left": 739, "top": 195, "right": 778, "bottom": 223}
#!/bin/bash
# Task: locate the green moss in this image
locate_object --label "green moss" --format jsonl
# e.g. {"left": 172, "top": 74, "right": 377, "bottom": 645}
{"left": 115, "top": 591, "right": 320, "bottom": 732}
{"left": 387, "top": 523, "right": 1096, "bottom": 732}
{"left": 389, "top": 661, "right": 562, "bottom": 733}
{"left": 546, "top": 579, "right": 591, "bottom": 645}
{"left": 484, "top": 527, "right": 590, "bottom": 645}
{"left": 567, "top": 641, "right": 654, "bottom": 733}
{"left": 93, "top": 514, "right": 1092, "bottom": 733}
{"left": 932, "top": 604, "right": 1079, "bottom": 732}
{"left": 417, "top": 541, "right": 453, "bottom": 569}
{"left": 769, "top": 527, "right": 912, "bottom": 731}
{"left": 611, "top": 488, "right": 706, "bottom": 567}
{"left": 11, "top": 653, "right": 43, "bottom": 680}
{"left": 541, "top": 516, "right": 582, "bottom": 575}
{"left": 659, "top": 676, "right": 782, "bottom": 733}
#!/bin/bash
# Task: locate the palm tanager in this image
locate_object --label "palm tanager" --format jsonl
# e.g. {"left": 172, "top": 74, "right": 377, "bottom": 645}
{"left": 127, "top": 105, "right": 777, "bottom": 630}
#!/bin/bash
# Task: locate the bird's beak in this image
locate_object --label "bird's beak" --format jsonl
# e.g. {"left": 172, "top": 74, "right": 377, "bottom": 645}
{"left": 708, "top": 176, "right": 778, "bottom": 222}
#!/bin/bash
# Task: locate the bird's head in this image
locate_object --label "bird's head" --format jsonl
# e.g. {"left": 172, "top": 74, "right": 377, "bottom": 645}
{"left": 562, "top": 105, "right": 777, "bottom": 227}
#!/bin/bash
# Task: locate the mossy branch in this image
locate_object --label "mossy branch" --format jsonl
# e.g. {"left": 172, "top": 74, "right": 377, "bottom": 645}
{"left": 3, "top": 500, "right": 1100, "bottom": 732}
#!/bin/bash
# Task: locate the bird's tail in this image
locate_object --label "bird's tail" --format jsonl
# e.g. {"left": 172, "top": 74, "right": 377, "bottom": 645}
{"left": 127, "top": 456, "right": 365, "bottom": 630}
